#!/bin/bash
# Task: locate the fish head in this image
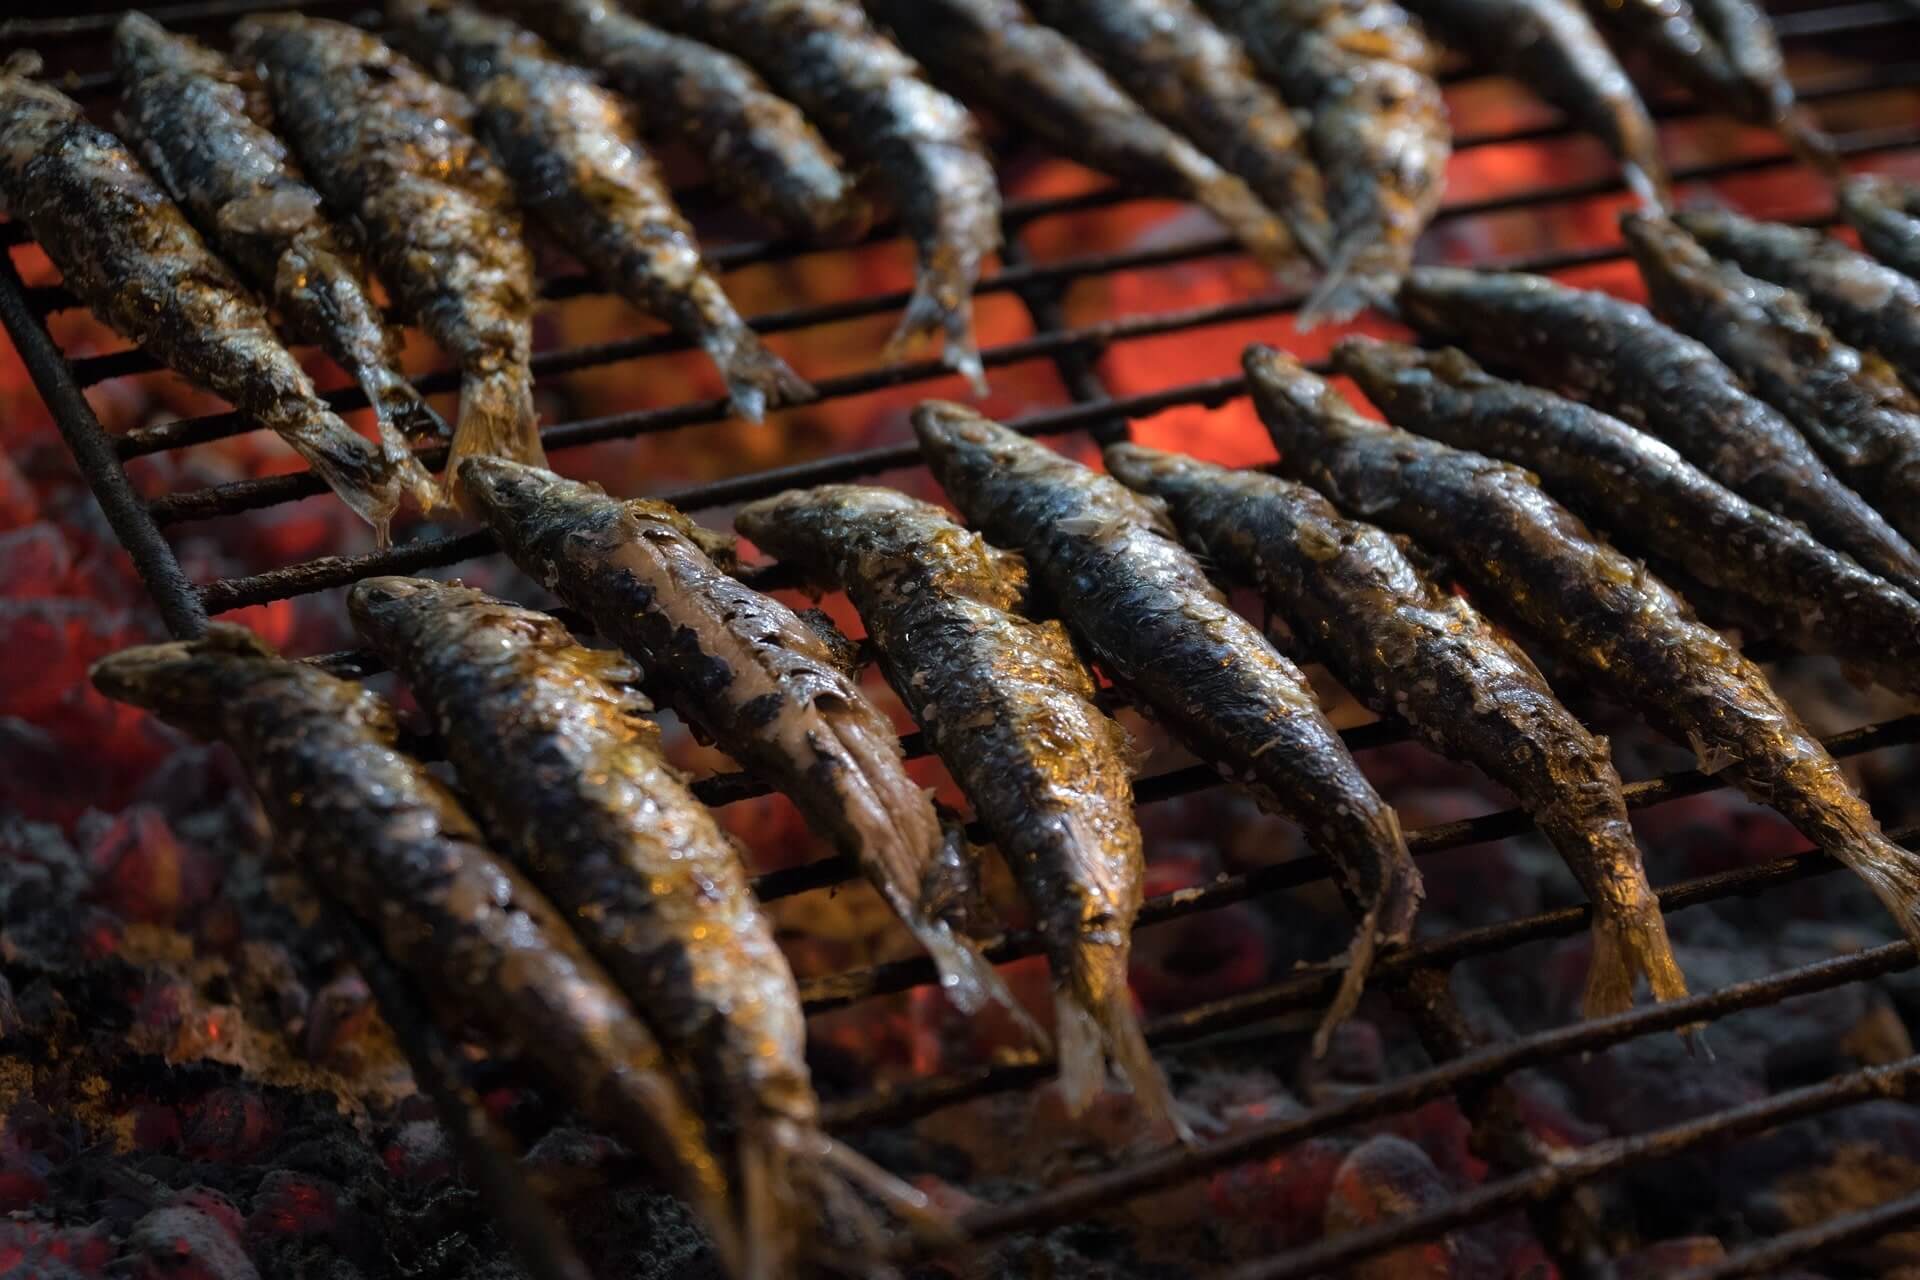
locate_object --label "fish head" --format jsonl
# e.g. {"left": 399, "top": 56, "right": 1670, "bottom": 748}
{"left": 455, "top": 454, "right": 572, "bottom": 527}
{"left": 0, "top": 66, "right": 82, "bottom": 179}
{"left": 1391, "top": 265, "right": 1496, "bottom": 340}
{"left": 347, "top": 575, "right": 455, "bottom": 650}
{"left": 113, "top": 12, "right": 226, "bottom": 83}
{"left": 1102, "top": 442, "right": 1203, "bottom": 498}
{"left": 911, "top": 400, "right": 1048, "bottom": 518}
{"left": 1331, "top": 336, "right": 1483, "bottom": 415}
{"left": 89, "top": 623, "right": 279, "bottom": 735}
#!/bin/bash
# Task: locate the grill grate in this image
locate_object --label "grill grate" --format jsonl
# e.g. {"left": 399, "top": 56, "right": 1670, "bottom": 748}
{"left": 5, "top": 2, "right": 1920, "bottom": 1276}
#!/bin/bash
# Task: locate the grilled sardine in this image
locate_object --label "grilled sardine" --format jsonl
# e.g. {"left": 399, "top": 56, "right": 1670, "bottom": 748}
{"left": 498, "top": 0, "right": 861, "bottom": 238}
{"left": 636, "top": 0, "right": 1000, "bottom": 392}
{"left": 1623, "top": 212, "right": 1920, "bottom": 554}
{"left": 866, "top": 0, "right": 1300, "bottom": 274}
{"left": 88, "top": 625, "right": 738, "bottom": 1271}
{"left": 1400, "top": 0, "right": 1669, "bottom": 205}
{"left": 1336, "top": 337, "right": 1920, "bottom": 698}
{"left": 1397, "top": 266, "right": 1920, "bottom": 599}
{"left": 0, "top": 69, "right": 406, "bottom": 537}
{"left": 348, "top": 577, "right": 937, "bottom": 1276}
{"left": 1840, "top": 174, "right": 1920, "bottom": 283}
{"left": 112, "top": 14, "right": 439, "bottom": 517}
{"left": 737, "top": 484, "right": 1187, "bottom": 1139}
{"left": 390, "top": 0, "right": 813, "bottom": 423}
{"left": 456, "top": 456, "right": 1019, "bottom": 1019}
{"left": 1675, "top": 206, "right": 1920, "bottom": 399}
{"left": 1106, "top": 443, "right": 1685, "bottom": 1017}
{"left": 233, "top": 14, "right": 543, "bottom": 481}
{"left": 913, "top": 404, "right": 1420, "bottom": 1045}
{"left": 1020, "top": 0, "right": 1332, "bottom": 267}
{"left": 1248, "top": 344, "right": 1920, "bottom": 952}
{"left": 1197, "top": 0, "right": 1450, "bottom": 320}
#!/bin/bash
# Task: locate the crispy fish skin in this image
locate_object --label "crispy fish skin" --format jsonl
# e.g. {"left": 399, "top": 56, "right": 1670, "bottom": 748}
{"left": 1106, "top": 443, "right": 1684, "bottom": 1017}
{"left": 1197, "top": 0, "right": 1450, "bottom": 320}
{"left": 1397, "top": 266, "right": 1920, "bottom": 600}
{"left": 912, "top": 403, "right": 1420, "bottom": 1045}
{"left": 457, "top": 457, "right": 1014, "bottom": 1019}
{"left": 737, "top": 484, "right": 1187, "bottom": 1138}
{"left": 87, "top": 625, "right": 737, "bottom": 1270}
{"left": 1675, "top": 206, "right": 1920, "bottom": 399}
{"left": 390, "top": 0, "right": 812, "bottom": 424}
{"left": 1337, "top": 337, "right": 1920, "bottom": 699}
{"left": 1401, "top": 0, "right": 1669, "bottom": 205}
{"left": 233, "top": 14, "right": 543, "bottom": 481}
{"left": 0, "top": 72, "right": 405, "bottom": 537}
{"left": 636, "top": 0, "right": 1000, "bottom": 393}
{"left": 347, "top": 578, "right": 935, "bottom": 1274}
{"left": 1840, "top": 174, "right": 1920, "bottom": 283}
{"left": 112, "top": 14, "right": 438, "bottom": 515}
{"left": 1020, "top": 0, "right": 1332, "bottom": 267}
{"left": 1248, "top": 343, "right": 1920, "bottom": 952}
{"left": 1623, "top": 213, "right": 1920, "bottom": 554}
{"left": 498, "top": 0, "right": 861, "bottom": 239}
{"left": 866, "top": 0, "right": 1299, "bottom": 274}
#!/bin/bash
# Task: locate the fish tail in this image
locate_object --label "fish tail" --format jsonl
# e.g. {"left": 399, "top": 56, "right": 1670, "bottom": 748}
{"left": 1830, "top": 824, "right": 1920, "bottom": 951}
{"left": 449, "top": 362, "right": 544, "bottom": 507}
{"left": 703, "top": 328, "right": 816, "bottom": 423}
{"left": 886, "top": 276, "right": 987, "bottom": 397}
{"left": 1298, "top": 237, "right": 1389, "bottom": 329}
{"left": 354, "top": 363, "right": 442, "bottom": 514}
{"left": 1314, "top": 807, "right": 1420, "bottom": 1056}
{"left": 272, "top": 403, "right": 405, "bottom": 547}
{"left": 1581, "top": 885, "right": 1690, "bottom": 1018}
{"left": 763, "top": 1117, "right": 955, "bottom": 1267}
{"left": 1055, "top": 943, "right": 1193, "bottom": 1145}
{"left": 1186, "top": 170, "right": 1310, "bottom": 281}
{"left": 908, "top": 916, "right": 1048, "bottom": 1050}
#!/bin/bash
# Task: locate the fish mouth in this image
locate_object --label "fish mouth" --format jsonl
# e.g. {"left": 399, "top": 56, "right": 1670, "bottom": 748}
{"left": 1102, "top": 442, "right": 1183, "bottom": 490}
{"left": 454, "top": 454, "right": 549, "bottom": 515}
{"left": 910, "top": 399, "right": 996, "bottom": 453}
{"left": 347, "top": 575, "right": 437, "bottom": 628}
{"left": 89, "top": 641, "right": 198, "bottom": 702}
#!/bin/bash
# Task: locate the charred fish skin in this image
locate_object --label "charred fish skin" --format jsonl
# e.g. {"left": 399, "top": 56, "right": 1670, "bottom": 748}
{"left": 1396, "top": 266, "right": 1920, "bottom": 601}
{"left": 1840, "top": 174, "right": 1920, "bottom": 283}
{"left": 456, "top": 457, "right": 1013, "bottom": 1018}
{"left": 1105, "top": 443, "right": 1684, "bottom": 1016}
{"left": 1622, "top": 213, "right": 1920, "bottom": 555}
{"left": 865, "top": 0, "right": 1299, "bottom": 274}
{"left": 497, "top": 0, "right": 862, "bottom": 239}
{"left": 1336, "top": 336, "right": 1920, "bottom": 698}
{"left": 1019, "top": 0, "right": 1332, "bottom": 267}
{"left": 233, "top": 13, "right": 543, "bottom": 479}
{"left": 1197, "top": 0, "right": 1450, "bottom": 321}
{"left": 1400, "top": 0, "right": 1669, "bottom": 206}
{"left": 737, "top": 484, "right": 1188, "bottom": 1138}
{"left": 112, "top": 14, "right": 439, "bottom": 513}
{"left": 913, "top": 403, "right": 1420, "bottom": 1042}
{"left": 87, "top": 626, "right": 738, "bottom": 1269}
{"left": 346, "top": 578, "right": 935, "bottom": 1271}
{"left": 1247, "top": 343, "right": 1920, "bottom": 951}
{"left": 390, "top": 0, "right": 813, "bottom": 424}
{"left": 0, "top": 71, "right": 405, "bottom": 537}
{"left": 636, "top": 0, "right": 1000, "bottom": 393}
{"left": 1675, "top": 206, "right": 1920, "bottom": 399}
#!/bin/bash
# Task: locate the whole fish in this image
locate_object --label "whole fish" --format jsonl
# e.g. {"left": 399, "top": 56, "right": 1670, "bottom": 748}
{"left": 456, "top": 456, "right": 1019, "bottom": 1020}
{"left": 1400, "top": 0, "right": 1669, "bottom": 205}
{"left": 736, "top": 484, "right": 1186, "bottom": 1139}
{"left": 1675, "top": 206, "right": 1920, "bottom": 398}
{"left": 1623, "top": 213, "right": 1920, "bottom": 553}
{"left": 390, "top": 0, "right": 813, "bottom": 423}
{"left": 1396, "top": 266, "right": 1920, "bottom": 600}
{"left": 1248, "top": 343, "right": 1920, "bottom": 952}
{"left": 1105, "top": 443, "right": 1685, "bottom": 1017}
{"left": 913, "top": 403, "right": 1420, "bottom": 1046}
{"left": 1019, "top": 0, "right": 1332, "bottom": 267}
{"left": 497, "top": 0, "right": 862, "bottom": 239}
{"left": 1335, "top": 337, "right": 1920, "bottom": 699}
{"left": 1840, "top": 174, "right": 1920, "bottom": 282}
{"left": 635, "top": 0, "right": 1001, "bottom": 393}
{"left": 0, "top": 70, "right": 406, "bottom": 537}
{"left": 865, "top": 0, "right": 1301, "bottom": 274}
{"left": 1196, "top": 0, "right": 1451, "bottom": 320}
{"left": 1576, "top": 0, "right": 1830, "bottom": 169}
{"left": 347, "top": 578, "right": 937, "bottom": 1276}
{"left": 233, "top": 14, "right": 544, "bottom": 481}
{"left": 88, "top": 625, "right": 739, "bottom": 1272}
{"left": 112, "top": 14, "right": 438, "bottom": 516}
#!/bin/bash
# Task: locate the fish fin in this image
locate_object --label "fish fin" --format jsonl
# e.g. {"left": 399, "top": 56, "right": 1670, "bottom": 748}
{"left": 909, "top": 917, "right": 1049, "bottom": 1051}
{"left": 1055, "top": 979, "right": 1193, "bottom": 1147}
{"left": 1580, "top": 885, "right": 1689, "bottom": 1019}
{"left": 887, "top": 280, "right": 988, "bottom": 397}
{"left": 703, "top": 331, "right": 816, "bottom": 423}
{"left": 448, "top": 362, "right": 543, "bottom": 507}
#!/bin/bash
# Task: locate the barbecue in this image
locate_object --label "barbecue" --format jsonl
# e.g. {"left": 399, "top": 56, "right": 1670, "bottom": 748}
{"left": 5, "top": 1, "right": 1920, "bottom": 1278}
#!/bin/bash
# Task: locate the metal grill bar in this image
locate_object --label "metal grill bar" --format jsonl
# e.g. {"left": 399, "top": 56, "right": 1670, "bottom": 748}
{"left": 1676, "top": 1188, "right": 1920, "bottom": 1279}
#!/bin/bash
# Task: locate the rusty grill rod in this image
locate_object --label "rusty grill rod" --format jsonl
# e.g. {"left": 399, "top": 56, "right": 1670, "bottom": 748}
{"left": 1675, "top": 1187, "right": 1920, "bottom": 1279}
